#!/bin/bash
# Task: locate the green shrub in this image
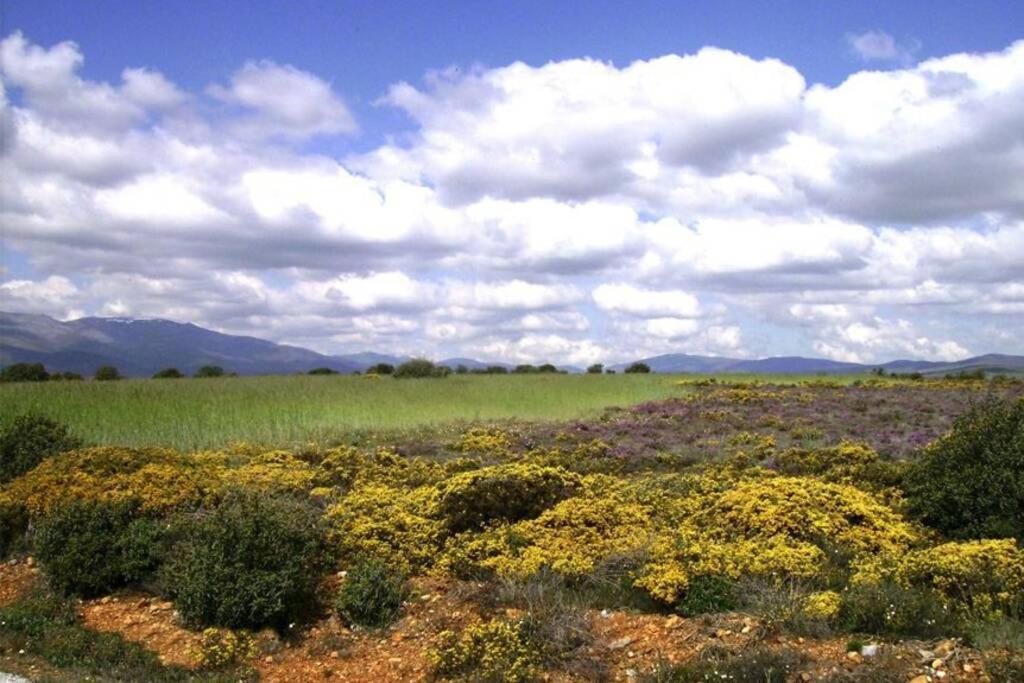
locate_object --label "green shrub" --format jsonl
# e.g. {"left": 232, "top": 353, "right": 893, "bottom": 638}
{"left": 53, "top": 371, "right": 84, "bottom": 380}
{"left": 0, "top": 413, "right": 82, "bottom": 484}
{"left": 367, "top": 363, "right": 395, "bottom": 375}
{"left": 0, "top": 361, "right": 49, "bottom": 382}
{"left": 394, "top": 358, "right": 447, "bottom": 378}
{"left": 435, "top": 463, "right": 582, "bottom": 532}
{"left": 94, "top": 365, "right": 122, "bottom": 381}
{"left": 988, "top": 652, "right": 1024, "bottom": 683}
{"left": 675, "top": 574, "right": 738, "bottom": 617}
{"left": 0, "top": 496, "right": 28, "bottom": 557}
{"left": 904, "top": 398, "right": 1024, "bottom": 539}
{"left": 838, "top": 581, "right": 957, "bottom": 638}
{"left": 195, "top": 365, "right": 226, "bottom": 378}
{"left": 153, "top": 367, "right": 184, "bottom": 378}
{"left": 586, "top": 363, "right": 604, "bottom": 374}
{"left": 334, "top": 557, "right": 408, "bottom": 628}
{"left": 162, "top": 491, "right": 330, "bottom": 629}
{"left": 34, "top": 499, "right": 165, "bottom": 597}
{"left": 0, "top": 589, "right": 234, "bottom": 681}
{"left": 643, "top": 647, "right": 805, "bottom": 683}
{"left": 307, "top": 366, "right": 339, "bottom": 375}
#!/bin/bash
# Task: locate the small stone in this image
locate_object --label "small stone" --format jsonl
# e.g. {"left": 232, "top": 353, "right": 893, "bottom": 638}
{"left": 600, "top": 608, "right": 611, "bottom": 618}
{"left": 264, "top": 656, "right": 274, "bottom": 664}
{"left": 962, "top": 663, "right": 974, "bottom": 673}
{"left": 846, "top": 651, "right": 862, "bottom": 663}
{"left": 664, "top": 615, "right": 682, "bottom": 629}
{"left": 608, "top": 636, "right": 635, "bottom": 650}
{"left": 624, "top": 669, "right": 637, "bottom": 680}
{"left": 25, "top": 557, "right": 33, "bottom": 567}
{"left": 932, "top": 659, "right": 944, "bottom": 669}
{"left": 100, "top": 596, "right": 112, "bottom": 604}
{"left": 908, "top": 676, "right": 930, "bottom": 683}
{"left": 800, "top": 675, "right": 811, "bottom": 682}
{"left": 934, "top": 640, "right": 955, "bottom": 657}
{"left": 935, "top": 672, "right": 946, "bottom": 680}
{"left": 330, "top": 650, "right": 340, "bottom": 659}
{"left": 862, "top": 644, "right": 879, "bottom": 657}
{"left": 741, "top": 625, "right": 752, "bottom": 634}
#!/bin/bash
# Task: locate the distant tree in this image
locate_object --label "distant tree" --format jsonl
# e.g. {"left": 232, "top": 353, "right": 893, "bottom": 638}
{"left": 367, "top": 363, "right": 395, "bottom": 375}
{"left": 537, "top": 363, "right": 558, "bottom": 374}
{"left": 0, "top": 362, "right": 49, "bottom": 383}
{"left": 94, "top": 365, "right": 122, "bottom": 381}
{"left": 605, "top": 369, "right": 616, "bottom": 374}
{"left": 394, "top": 358, "right": 448, "bottom": 379}
{"left": 624, "top": 362, "right": 651, "bottom": 374}
{"left": 194, "top": 365, "right": 225, "bottom": 378}
{"left": 53, "top": 371, "right": 83, "bottom": 381}
{"left": 153, "top": 367, "right": 184, "bottom": 379}
{"left": 308, "top": 367, "right": 339, "bottom": 375}
{"left": 586, "top": 363, "right": 604, "bottom": 374}
{"left": 485, "top": 365, "right": 508, "bottom": 375}
{"left": 513, "top": 364, "right": 537, "bottom": 374}
{"left": 455, "top": 364, "right": 469, "bottom": 375}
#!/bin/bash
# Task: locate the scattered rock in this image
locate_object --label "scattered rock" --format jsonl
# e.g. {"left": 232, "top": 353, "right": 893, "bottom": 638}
{"left": 862, "top": 644, "right": 879, "bottom": 657}
{"left": 608, "top": 636, "right": 635, "bottom": 651}
{"left": 934, "top": 640, "right": 955, "bottom": 657}
{"left": 908, "top": 676, "right": 930, "bottom": 683}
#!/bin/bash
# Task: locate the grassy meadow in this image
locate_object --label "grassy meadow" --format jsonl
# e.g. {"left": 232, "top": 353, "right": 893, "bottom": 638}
{"left": 0, "top": 373, "right": 702, "bottom": 450}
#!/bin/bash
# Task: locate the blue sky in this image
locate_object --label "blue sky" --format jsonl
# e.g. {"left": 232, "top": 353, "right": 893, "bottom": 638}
{"left": 1, "top": 2, "right": 1023, "bottom": 363}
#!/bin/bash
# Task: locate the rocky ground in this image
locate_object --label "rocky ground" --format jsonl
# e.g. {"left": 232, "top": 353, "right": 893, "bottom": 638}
{"left": 0, "top": 560, "right": 997, "bottom": 682}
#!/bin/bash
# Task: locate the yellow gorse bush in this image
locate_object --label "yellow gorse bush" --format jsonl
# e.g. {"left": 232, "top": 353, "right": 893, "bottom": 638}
{"left": 428, "top": 618, "right": 541, "bottom": 683}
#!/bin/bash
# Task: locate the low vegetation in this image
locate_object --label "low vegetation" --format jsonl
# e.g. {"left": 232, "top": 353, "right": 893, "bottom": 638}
{"left": 0, "top": 376, "right": 1022, "bottom": 680}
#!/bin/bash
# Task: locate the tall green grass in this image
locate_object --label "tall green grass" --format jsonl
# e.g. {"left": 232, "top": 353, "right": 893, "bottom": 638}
{"left": 0, "top": 374, "right": 689, "bottom": 450}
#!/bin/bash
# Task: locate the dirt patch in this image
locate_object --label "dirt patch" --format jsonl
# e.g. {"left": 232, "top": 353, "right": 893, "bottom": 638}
{"left": 0, "top": 560, "right": 39, "bottom": 607}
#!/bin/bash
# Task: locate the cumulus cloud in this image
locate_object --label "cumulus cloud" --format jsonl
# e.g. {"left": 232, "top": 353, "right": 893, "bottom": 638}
{"left": 1, "top": 32, "right": 1021, "bottom": 364}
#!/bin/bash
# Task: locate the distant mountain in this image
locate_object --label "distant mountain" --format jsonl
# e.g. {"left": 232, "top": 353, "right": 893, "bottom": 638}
{"left": 611, "top": 351, "right": 1024, "bottom": 376}
{"left": 2, "top": 311, "right": 1021, "bottom": 378}
{"left": 0, "top": 311, "right": 360, "bottom": 377}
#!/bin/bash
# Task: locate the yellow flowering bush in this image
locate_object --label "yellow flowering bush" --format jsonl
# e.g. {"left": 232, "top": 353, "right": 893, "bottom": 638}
{"left": 636, "top": 476, "right": 919, "bottom": 604}
{"left": 773, "top": 441, "right": 879, "bottom": 476}
{"left": 429, "top": 618, "right": 541, "bottom": 683}
{"left": 190, "top": 628, "right": 256, "bottom": 669}
{"left": 449, "top": 427, "right": 514, "bottom": 458}
{"left": 802, "top": 591, "right": 842, "bottom": 621}
{"left": 221, "top": 450, "right": 315, "bottom": 494}
{"left": 326, "top": 483, "right": 443, "bottom": 572}
{"left": 434, "top": 463, "right": 581, "bottom": 532}
{"left": 451, "top": 495, "right": 654, "bottom": 580}
{"left": 892, "top": 539, "right": 1024, "bottom": 618}
{"left": 2, "top": 447, "right": 216, "bottom": 515}
{"left": 726, "top": 432, "right": 777, "bottom": 458}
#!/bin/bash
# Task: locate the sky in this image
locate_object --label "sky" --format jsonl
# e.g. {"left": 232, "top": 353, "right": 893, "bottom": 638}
{"left": 1, "top": 1, "right": 1023, "bottom": 365}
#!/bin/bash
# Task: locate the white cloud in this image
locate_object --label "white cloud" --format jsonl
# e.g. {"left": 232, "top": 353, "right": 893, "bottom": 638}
{"left": 1, "top": 32, "right": 1021, "bottom": 364}
{"left": 208, "top": 60, "right": 357, "bottom": 139}
{"left": 846, "top": 30, "right": 919, "bottom": 65}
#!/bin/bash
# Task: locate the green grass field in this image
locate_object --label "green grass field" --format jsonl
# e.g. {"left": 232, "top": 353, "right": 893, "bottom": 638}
{"left": 0, "top": 372, "right": 878, "bottom": 451}
{"left": 0, "top": 374, "right": 684, "bottom": 450}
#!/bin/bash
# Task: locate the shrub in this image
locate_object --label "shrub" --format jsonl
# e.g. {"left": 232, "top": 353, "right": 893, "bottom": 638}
{"left": 674, "top": 574, "right": 738, "bottom": 617}
{"left": 513, "top": 364, "right": 537, "bottom": 374}
{"left": 191, "top": 628, "right": 256, "bottom": 670}
{"left": 434, "top": 463, "right": 582, "bottom": 532}
{"left": 0, "top": 494, "right": 28, "bottom": 557}
{"left": 366, "top": 362, "right": 395, "bottom": 375}
{"left": 586, "top": 363, "right": 603, "bottom": 374}
{"left": 162, "top": 491, "right": 330, "bottom": 629}
{"left": 537, "top": 363, "right": 558, "bottom": 373}
{"left": 334, "top": 557, "right": 408, "bottom": 628}
{"left": 838, "top": 581, "right": 956, "bottom": 638}
{"left": 0, "top": 590, "right": 216, "bottom": 681}
{"left": 327, "top": 483, "right": 443, "bottom": 573}
{"left": 195, "top": 365, "right": 226, "bottom": 378}
{"left": 625, "top": 362, "right": 651, "bottom": 374}
{"left": 988, "top": 653, "right": 1024, "bottom": 683}
{"left": 394, "top": 358, "right": 446, "bottom": 378}
{"left": 153, "top": 367, "right": 184, "bottom": 378}
{"left": 53, "top": 371, "right": 83, "bottom": 381}
{"left": 94, "top": 365, "right": 121, "bottom": 380}
{"left": 3, "top": 446, "right": 215, "bottom": 516}
{"left": 0, "top": 362, "right": 50, "bottom": 382}
{"left": 904, "top": 397, "right": 1024, "bottom": 539}
{"left": 0, "top": 413, "right": 82, "bottom": 484}
{"left": 429, "top": 618, "right": 542, "bottom": 682}
{"left": 34, "top": 499, "right": 165, "bottom": 597}
{"left": 307, "top": 367, "right": 338, "bottom": 375}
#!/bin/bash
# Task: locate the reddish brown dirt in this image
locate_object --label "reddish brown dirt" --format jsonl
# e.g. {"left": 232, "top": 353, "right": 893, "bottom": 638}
{"left": 0, "top": 564, "right": 995, "bottom": 682}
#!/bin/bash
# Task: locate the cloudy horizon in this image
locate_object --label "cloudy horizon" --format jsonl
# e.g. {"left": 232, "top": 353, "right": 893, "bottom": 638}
{"left": 2, "top": 4, "right": 1023, "bottom": 366}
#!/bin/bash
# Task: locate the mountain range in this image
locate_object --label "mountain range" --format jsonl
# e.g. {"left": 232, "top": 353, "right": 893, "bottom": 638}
{"left": 1, "top": 311, "right": 1021, "bottom": 377}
